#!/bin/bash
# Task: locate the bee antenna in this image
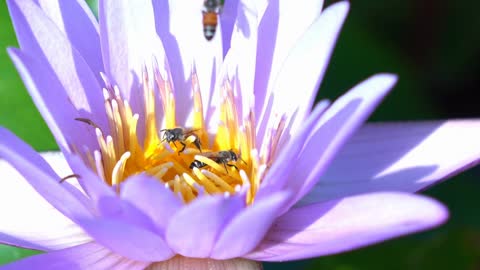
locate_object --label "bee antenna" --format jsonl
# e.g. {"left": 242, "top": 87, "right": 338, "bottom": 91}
{"left": 235, "top": 150, "right": 247, "bottom": 165}
{"left": 240, "top": 157, "right": 247, "bottom": 165}
{"left": 159, "top": 129, "right": 167, "bottom": 141}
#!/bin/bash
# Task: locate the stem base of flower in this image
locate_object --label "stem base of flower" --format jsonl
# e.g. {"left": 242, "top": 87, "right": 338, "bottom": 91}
{"left": 146, "top": 256, "right": 263, "bottom": 270}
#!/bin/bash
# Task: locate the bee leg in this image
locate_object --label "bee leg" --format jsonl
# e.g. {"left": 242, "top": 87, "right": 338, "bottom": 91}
{"left": 193, "top": 139, "right": 202, "bottom": 153}
{"left": 178, "top": 142, "right": 187, "bottom": 154}
{"left": 222, "top": 162, "right": 229, "bottom": 174}
{"left": 227, "top": 164, "right": 239, "bottom": 171}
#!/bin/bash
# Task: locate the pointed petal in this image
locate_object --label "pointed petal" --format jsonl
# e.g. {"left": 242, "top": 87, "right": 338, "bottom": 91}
{"left": 1, "top": 242, "right": 149, "bottom": 270}
{"left": 0, "top": 128, "right": 94, "bottom": 223}
{"left": 259, "top": 100, "right": 330, "bottom": 191}
{"left": 96, "top": 195, "right": 158, "bottom": 234}
{"left": 166, "top": 195, "right": 244, "bottom": 257}
{"left": 229, "top": 0, "right": 260, "bottom": 119}
{"left": 0, "top": 156, "right": 90, "bottom": 250}
{"left": 40, "top": 152, "right": 73, "bottom": 176}
{"left": 246, "top": 192, "right": 447, "bottom": 261}
{"left": 37, "top": 152, "right": 95, "bottom": 213}
{"left": 208, "top": 0, "right": 260, "bottom": 125}
{"left": 153, "top": 1, "right": 223, "bottom": 125}
{"left": 220, "top": 0, "right": 239, "bottom": 55}
{"left": 78, "top": 217, "right": 173, "bottom": 262}
{"left": 7, "top": 0, "right": 107, "bottom": 133}
{"left": 0, "top": 145, "right": 164, "bottom": 262}
{"left": 7, "top": 48, "right": 95, "bottom": 151}
{"left": 64, "top": 153, "right": 116, "bottom": 204}
{"left": 283, "top": 74, "right": 397, "bottom": 210}
{"left": 211, "top": 192, "right": 291, "bottom": 259}
{"left": 275, "top": 1, "right": 347, "bottom": 135}
{"left": 99, "top": 0, "right": 168, "bottom": 116}
{"left": 33, "top": 0, "right": 103, "bottom": 81}
{"left": 301, "top": 120, "right": 480, "bottom": 204}
{"left": 256, "top": 2, "right": 348, "bottom": 146}
{"left": 256, "top": 0, "right": 324, "bottom": 70}
{"left": 38, "top": 152, "right": 101, "bottom": 210}
{"left": 121, "top": 176, "right": 182, "bottom": 232}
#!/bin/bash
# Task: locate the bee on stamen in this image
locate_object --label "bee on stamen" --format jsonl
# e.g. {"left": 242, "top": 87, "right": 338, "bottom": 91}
{"left": 160, "top": 128, "right": 202, "bottom": 153}
{"left": 190, "top": 150, "right": 242, "bottom": 173}
{"left": 202, "top": 0, "right": 223, "bottom": 41}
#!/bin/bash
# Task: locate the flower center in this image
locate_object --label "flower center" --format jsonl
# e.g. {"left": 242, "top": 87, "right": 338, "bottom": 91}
{"left": 77, "top": 62, "right": 285, "bottom": 204}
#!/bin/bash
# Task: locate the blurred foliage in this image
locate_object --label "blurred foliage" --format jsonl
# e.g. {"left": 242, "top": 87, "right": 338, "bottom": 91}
{"left": 85, "top": 0, "right": 98, "bottom": 18}
{"left": 1, "top": 0, "right": 480, "bottom": 269}
{"left": 0, "top": 1, "right": 56, "bottom": 151}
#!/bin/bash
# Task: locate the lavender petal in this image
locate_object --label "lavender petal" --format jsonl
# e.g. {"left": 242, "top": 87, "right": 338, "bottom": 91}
{"left": 63, "top": 153, "right": 115, "bottom": 204}
{"left": 33, "top": 0, "right": 103, "bottom": 81}
{"left": 245, "top": 192, "right": 447, "bottom": 261}
{"left": 258, "top": 100, "right": 330, "bottom": 196}
{"left": 121, "top": 176, "right": 182, "bottom": 232}
{"left": 153, "top": 1, "right": 223, "bottom": 126}
{"left": 281, "top": 74, "right": 397, "bottom": 212}
{"left": 166, "top": 194, "right": 244, "bottom": 257}
{"left": 7, "top": 48, "right": 95, "bottom": 152}
{"left": 219, "top": 0, "right": 239, "bottom": 56}
{"left": 7, "top": 0, "right": 108, "bottom": 137}
{"left": 211, "top": 191, "right": 291, "bottom": 259}
{"left": 96, "top": 196, "right": 158, "bottom": 235}
{"left": 0, "top": 128, "right": 94, "bottom": 223}
{"left": 256, "top": 2, "right": 348, "bottom": 146}
{"left": 78, "top": 217, "right": 174, "bottom": 262}
{"left": 99, "top": 0, "right": 168, "bottom": 120}
{"left": 301, "top": 120, "right": 480, "bottom": 204}
{"left": 0, "top": 155, "right": 90, "bottom": 250}
{"left": 1, "top": 242, "right": 149, "bottom": 270}
{"left": 263, "top": 1, "right": 349, "bottom": 146}
{"left": 207, "top": 0, "right": 261, "bottom": 127}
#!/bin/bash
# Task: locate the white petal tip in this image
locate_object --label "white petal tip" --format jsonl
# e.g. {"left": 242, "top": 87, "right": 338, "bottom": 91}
{"left": 373, "top": 73, "right": 399, "bottom": 86}
{"left": 331, "top": 1, "right": 350, "bottom": 12}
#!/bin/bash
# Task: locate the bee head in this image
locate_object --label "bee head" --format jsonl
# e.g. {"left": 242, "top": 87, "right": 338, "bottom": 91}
{"left": 228, "top": 150, "right": 238, "bottom": 161}
{"left": 165, "top": 133, "right": 173, "bottom": 142}
{"left": 160, "top": 129, "right": 175, "bottom": 142}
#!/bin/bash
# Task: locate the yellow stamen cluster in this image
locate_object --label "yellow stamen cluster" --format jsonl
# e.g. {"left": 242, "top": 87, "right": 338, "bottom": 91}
{"left": 79, "top": 63, "right": 280, "bottom": 204}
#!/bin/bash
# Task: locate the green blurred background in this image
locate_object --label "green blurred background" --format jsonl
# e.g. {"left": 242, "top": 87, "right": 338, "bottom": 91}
{"left": 1, "top": 0, "right": 479, "bottom": 269}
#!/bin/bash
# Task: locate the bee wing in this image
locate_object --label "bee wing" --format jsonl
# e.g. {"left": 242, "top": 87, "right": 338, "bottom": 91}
{"left": 183, "top": 129, "right": 200, "bottom": 136}
{"left": 198, "top": 151, "right": 219, "bottom": 158}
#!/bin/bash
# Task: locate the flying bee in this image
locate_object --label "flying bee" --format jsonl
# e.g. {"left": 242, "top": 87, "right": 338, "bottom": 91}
{"left": 160, "top": 127, "right": 202, "bottom": 153}
{"left": 190, "top": 150, "right": 240, "bottom": 173}
{"left": 202, "top": 0, "right": 223, "bottom": 41}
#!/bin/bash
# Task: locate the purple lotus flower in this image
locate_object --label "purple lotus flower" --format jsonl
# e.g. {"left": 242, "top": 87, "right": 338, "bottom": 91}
{"left": 1, "top": 0, "right": 480, "bottom": 269}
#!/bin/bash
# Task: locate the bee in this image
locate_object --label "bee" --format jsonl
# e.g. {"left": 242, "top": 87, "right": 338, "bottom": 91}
{"left": 202, "top": 0, "right": 223, "bottom": 41}
{"left": 160, "top": 128, "right": 202, "bottom": 153}
{"left": 190, "top": 150, "right": 240, "bottom": 172}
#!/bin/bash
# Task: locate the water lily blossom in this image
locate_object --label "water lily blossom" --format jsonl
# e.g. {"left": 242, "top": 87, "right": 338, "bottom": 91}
{"left": 1, "top": 0, "right": 480, "bottom": 269}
